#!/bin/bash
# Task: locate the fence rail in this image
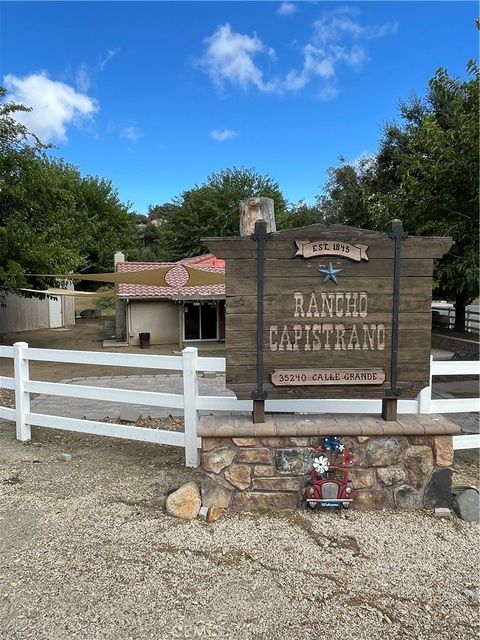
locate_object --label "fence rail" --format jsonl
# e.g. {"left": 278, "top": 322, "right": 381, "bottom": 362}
{"left": 0, "top": 342, "right": 478, "bottom": 464}
{"left": 23, "top": 347, "right": 185, "bottom": 370}
{"left": 25, "top": 380, "right": 185, "bottom": 409}
{"left": 432, "top": 304, "right": 480, "bottom": 334}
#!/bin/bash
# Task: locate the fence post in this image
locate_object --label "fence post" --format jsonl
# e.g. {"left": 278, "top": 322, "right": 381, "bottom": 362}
{"left": 418, "top": 354, "right": 433, "bottom": 414}
{"left": 182, "top": 347, "right": 200, "bottom": 468}
{"left": 13, "top": 342, "right": 31, "bottom": 441}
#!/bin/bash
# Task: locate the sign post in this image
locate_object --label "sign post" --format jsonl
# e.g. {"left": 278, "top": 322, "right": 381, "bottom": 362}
{"left": 252, "top": 219, "right": 270, "bottom": 423}
{"left": 238, "top": 198, "right": 276, "bottom": 423}
{"left": 382, "top": 219, "right": 408, "bottom": 421}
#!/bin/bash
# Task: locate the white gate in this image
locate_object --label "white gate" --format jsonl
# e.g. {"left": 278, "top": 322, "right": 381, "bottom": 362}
{"left": 48, "top": 297, "right": 62, "bottom": 328}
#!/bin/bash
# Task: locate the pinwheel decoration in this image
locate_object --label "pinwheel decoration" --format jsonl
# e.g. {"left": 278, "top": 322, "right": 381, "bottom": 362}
{"left": 322, "top": 436, "right": 342, "bottom": 453}
{"left": 342, "top": 449, "right": 355, "bottom": 467}
{"left": 312, "top": 456, "right": 330, "bottom": 475}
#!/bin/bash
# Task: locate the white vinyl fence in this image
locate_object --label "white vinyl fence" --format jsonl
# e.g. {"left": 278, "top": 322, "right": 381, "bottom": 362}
{"left": 0, "top": 343, "right": 478, "bottom": 466}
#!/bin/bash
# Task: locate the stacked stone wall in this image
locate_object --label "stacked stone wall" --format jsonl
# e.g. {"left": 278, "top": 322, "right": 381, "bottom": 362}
{"left": 431, "top": 331, "right": 479, "bottom": 356}
{"left": 201, "top": 435, "right": 454, "bottom": 511}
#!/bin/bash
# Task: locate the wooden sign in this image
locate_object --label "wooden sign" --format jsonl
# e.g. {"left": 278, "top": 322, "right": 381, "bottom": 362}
{"left": 271, "top": 368, "right": 385, "bottom": 386}
{"left": 205, "top": 224, "right": 452, "bottom": 401}
{"left": 294, "top": 240, "right": 369, "bottom": 261}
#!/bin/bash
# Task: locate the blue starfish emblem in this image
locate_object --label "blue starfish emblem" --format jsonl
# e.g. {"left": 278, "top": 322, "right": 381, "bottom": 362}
{"left": 318, "top": 261, "right": 342, "bottom": 284}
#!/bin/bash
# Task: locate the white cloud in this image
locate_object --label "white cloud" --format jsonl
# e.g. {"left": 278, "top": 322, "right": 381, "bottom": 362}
{"left": 4, "top": 72, "right": 98, "bottom": 143}
{"left": 107, "top": 120, "right": 143, "bottom": 144}
{"left": 210, "top": 129, "right": 238, "bottom": 142}
{"left": 278, "top": 2, "right": 297, "bottom": 16}
{"left": 73, "top": 47, "right": 119, "bottom": 96}
{"left": 75, "top": 63, "right": 91, "bottom": 92}
{"left": 313, "top": 7, "right": 398, "bottom": 45}
{"left": 199, "top": 23, "right": 275, "bottom": 92}
{"left": 316, "top": 85, "right": 339, "bottom": 102}
{"left": 283, "top": 10, "right": 393, "bottom": 95}
{"left": 119, "top": 124, "right": 143, "bottom": 143}
{"left": 335, "top": 44, "right": 368, "bottom": 70}
{"left": 98, "top": 48, "right": 120, "bottom": 71}
{"left": 199, "top": 10, "right": 397, "bottom": 99}
{"left": 284, "top": 44, "right": 336, "bottom": 91}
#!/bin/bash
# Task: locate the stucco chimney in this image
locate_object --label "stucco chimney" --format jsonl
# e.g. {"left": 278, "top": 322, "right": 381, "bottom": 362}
{"left": 114, "top": 251, "right": 127, "bottom": 340}
{"left": 114, "top": 251, "right": 125, "bottom": 268}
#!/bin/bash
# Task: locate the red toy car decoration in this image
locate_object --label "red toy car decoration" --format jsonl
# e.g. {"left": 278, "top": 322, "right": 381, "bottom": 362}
{"left": 304, "top": 465, "right": 354, "bottom": 509}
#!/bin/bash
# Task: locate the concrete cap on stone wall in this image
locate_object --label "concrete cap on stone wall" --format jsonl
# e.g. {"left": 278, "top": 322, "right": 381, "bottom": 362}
{"left": 198, "top": 413, "right": 462, "bottom": 438}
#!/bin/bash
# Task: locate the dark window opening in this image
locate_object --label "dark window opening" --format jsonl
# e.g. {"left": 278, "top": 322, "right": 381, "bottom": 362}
{"left": 184, "top": 302, "right": 201, "bottom": 340}
{"left": 201, "top": 302, "right": 217, "bottom": 339}
{"left": 183, "top": 301, "right": 224, "bottom": 341}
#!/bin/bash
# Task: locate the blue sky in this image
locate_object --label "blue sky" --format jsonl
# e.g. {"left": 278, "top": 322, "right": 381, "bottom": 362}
{"left": 1, "top": 1, "right": 477, "bottom": 214}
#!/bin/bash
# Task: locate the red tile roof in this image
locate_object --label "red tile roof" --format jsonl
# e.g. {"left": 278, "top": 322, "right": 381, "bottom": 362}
{"left": 117, "top": 254, "right": 225, "bottom": 299}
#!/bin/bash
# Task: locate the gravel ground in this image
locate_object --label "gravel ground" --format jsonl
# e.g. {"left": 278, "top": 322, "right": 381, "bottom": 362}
{"left": 0, "top": 419, "right": 479, "bottom": 640}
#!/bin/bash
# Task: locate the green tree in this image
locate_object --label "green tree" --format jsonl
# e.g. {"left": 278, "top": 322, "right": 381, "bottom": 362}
{"left": 376, "top": 63, "right": 479, "bottom": 331}
{"left": 147, "top": 202, "right": 180, "bottom": 222}
{"left": 135, "top": 203, "right": 179, "bottom": 262}
{"left": 0, "top": 88, "right": 139, "bottom": 294}
{"left": 317, "top": 156, "right": 378, "bottom": 229}
{"left": 155, "top": 167, "right": 288, "bottom": 261}
{"left": 139, "top": 222, "right": 164, "bottom": 261}
{"left": 284, "top": 200, "right": 323, "bottom": 228}
{"left": 74, "top": 174, "right": 139, "bottom": 275}
{"left": 94, "top": 285, "right": 115, "bottom": 315}
{"left": 0, "top": 86, "right": 45, "bottom": 154}
{"left": 0, "top": 153, "right": 91, "bottom": 292}
{"left": 318, "top": 63, "right": 479, "bottom": 331}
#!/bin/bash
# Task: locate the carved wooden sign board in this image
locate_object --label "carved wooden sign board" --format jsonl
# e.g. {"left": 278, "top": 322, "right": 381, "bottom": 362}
{"left": 205, "top": 224, "right": 451, "bottom": 401}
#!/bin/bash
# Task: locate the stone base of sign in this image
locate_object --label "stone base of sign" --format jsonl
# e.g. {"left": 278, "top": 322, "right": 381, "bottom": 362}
{"left": 199, "top": 414, "right": 460, "bottom": 511}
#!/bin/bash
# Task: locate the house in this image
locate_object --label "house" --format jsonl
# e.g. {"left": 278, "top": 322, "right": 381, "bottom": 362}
{"left": 115, "top": 253, "right": 225, "bottom": 347}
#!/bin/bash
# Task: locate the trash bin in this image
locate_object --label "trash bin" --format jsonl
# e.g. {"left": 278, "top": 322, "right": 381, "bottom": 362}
{"left": 139, "top": 332, "right": 150, "bottom": 349}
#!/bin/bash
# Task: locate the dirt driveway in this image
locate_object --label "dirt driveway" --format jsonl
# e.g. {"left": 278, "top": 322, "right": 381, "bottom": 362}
{"left": 0, "top": 319, "right": 225, "bottom": 381}
{"left": 0, "top": 420, "right": 478, "bottom": 640}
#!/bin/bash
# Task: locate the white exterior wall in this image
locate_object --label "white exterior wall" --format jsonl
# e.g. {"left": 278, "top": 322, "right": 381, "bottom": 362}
{"left": 127, "top": 300, "right": 179, "bottom": 346}
{"left": 0, "top": 292, "right": 75, "bottom": 333}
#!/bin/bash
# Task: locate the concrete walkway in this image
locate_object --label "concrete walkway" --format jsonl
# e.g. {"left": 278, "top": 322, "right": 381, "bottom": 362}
{"left": 30, "top": 373, "right": 234, "bottom": 420}
{"left": 27, "top": 373, "right": 479, "bottom": 434}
